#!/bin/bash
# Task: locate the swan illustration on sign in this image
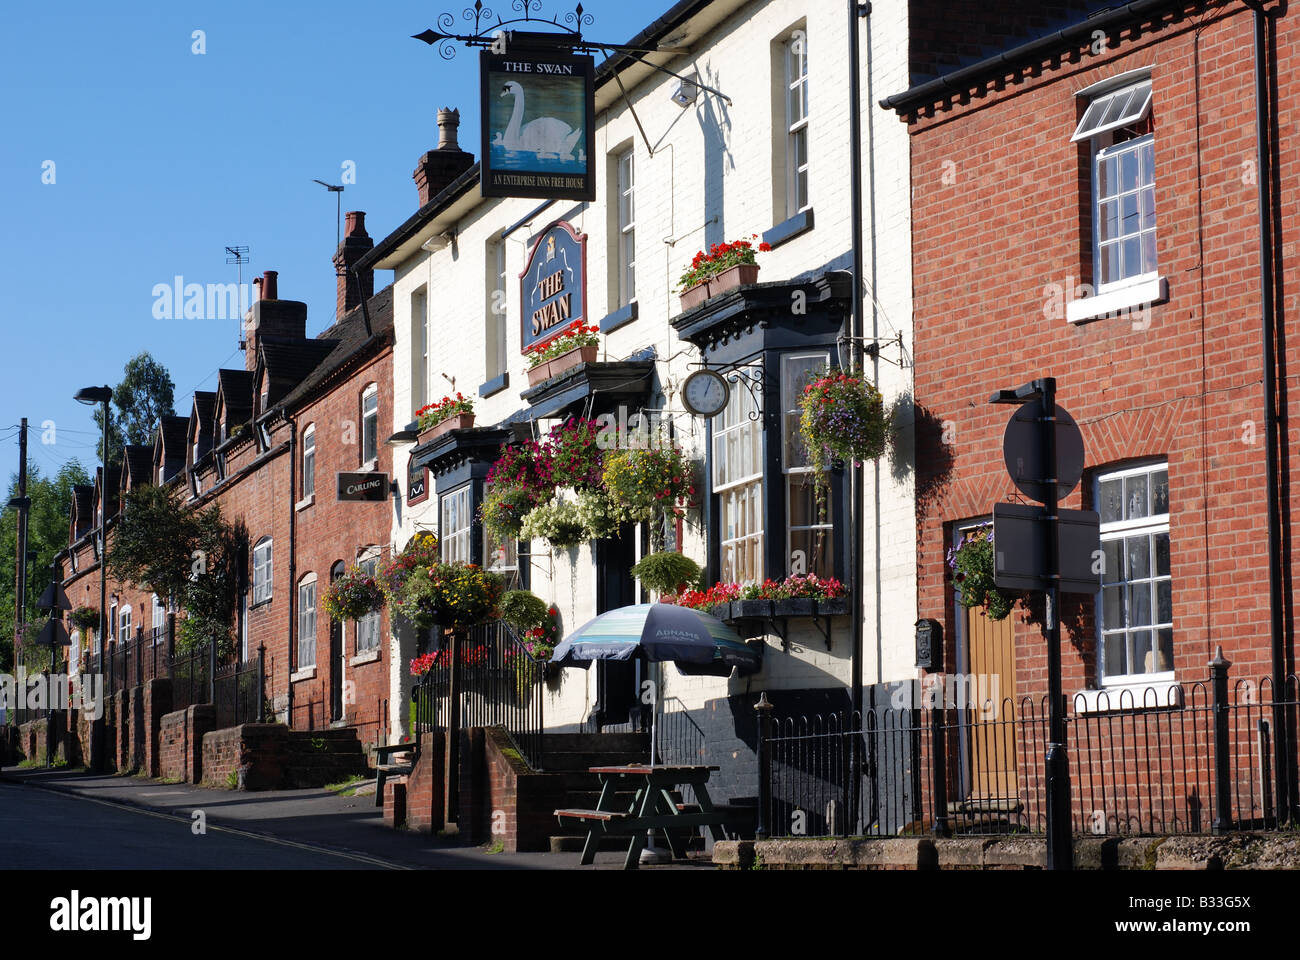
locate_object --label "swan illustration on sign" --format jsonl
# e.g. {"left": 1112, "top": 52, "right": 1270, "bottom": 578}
{"left": 500, "top": 81, "right": 584, "bottom": 161}
{"left": 481, "top": 51, "right": 594, "bottom": 200}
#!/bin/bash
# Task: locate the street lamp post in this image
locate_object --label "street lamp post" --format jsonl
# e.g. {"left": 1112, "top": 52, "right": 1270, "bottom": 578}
{"left": 75, "top": 384, "right": 112, "bottom": 771}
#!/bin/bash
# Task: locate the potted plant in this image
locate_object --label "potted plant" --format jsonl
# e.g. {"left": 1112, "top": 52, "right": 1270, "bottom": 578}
{"left": 322, "top": 566, "right": 386, "bottom": 622}
{"left": 602, "top": 445, "right": 697, "bottom": 549}
{"left": 949, "top": 524, "right": 1015, "bottom": 621}
{"left": 677, "top": 235, "right": 771, "bottom": 310}
{"left": 416, "top": 393, "right": 475, "bottom": 444}
{"left": 631, "top": 551, "right": 703, "bottom": 598}
{"left": 524, "top": 320, "right": 601, "bottom": 386}
{"left": 69, "top": 606, "right": 100, "bottom": 632}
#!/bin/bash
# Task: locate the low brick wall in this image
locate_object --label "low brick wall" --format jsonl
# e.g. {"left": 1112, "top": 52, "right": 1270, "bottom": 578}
{"left": 713, "top": 833, "right": 1300, "bottom": 870}
{"left": 17, "top": 718, "right": 49, "bottom": 763}
{"left": 201, "top": 724, "right": 290, "bottom": 790}
{"left": 404, "top": 732, "right": 446, "bottom": 834}
{"left": 476, "top": 727, "right": 567, "bottom": 853}
{"left": 112, "top": 690, "right": 130, "bottom": 773}
{"left": 141, "top": 680, "right": 172, "bottom": 778}
{"left": 158, "top": 704, "right": 215, "bottom": 783}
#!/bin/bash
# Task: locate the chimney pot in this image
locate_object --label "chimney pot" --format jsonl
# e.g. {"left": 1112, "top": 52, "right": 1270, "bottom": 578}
{"left": 345, "top": 210, "right": 367, "bottom": 238}
{"left": 437, "top": 108, "right": 461, "bottom": 150}
{"left": 261, "top": 270, "right": 278, "bottom": 301}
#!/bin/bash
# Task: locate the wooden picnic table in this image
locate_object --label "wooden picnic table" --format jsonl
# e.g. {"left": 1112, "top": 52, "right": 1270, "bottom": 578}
{"left": 555, "top": 764, "right": 728, "bottom": 869}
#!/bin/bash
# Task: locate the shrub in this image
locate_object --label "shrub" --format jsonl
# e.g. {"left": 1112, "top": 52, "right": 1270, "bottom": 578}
{"left": 499, "top": 590, "right": 552, "bottom": 632}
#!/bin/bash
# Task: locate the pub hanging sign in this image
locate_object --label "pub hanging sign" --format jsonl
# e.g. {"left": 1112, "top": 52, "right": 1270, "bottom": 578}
{"left": 337, "top": 471, "right": 389, "bottom": 503}
{"left": 520, "top": 220, "right": 587, "bottom": 354}
{"left": 480, "top": 45, "right": 596, "bottom": 201}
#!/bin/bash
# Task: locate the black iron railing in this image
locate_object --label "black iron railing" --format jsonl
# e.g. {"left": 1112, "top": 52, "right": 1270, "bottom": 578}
{"left": 411, "top": 619, "right": 547, "bottom": 769}
{"left": 757, "top": 666, "right": 1300, "bottom": 840}
{"left": 214, "top": 650, "right": 264, "bottom": 729}
{"left": 168, "top": 646, "right": 212, "bottom": 715}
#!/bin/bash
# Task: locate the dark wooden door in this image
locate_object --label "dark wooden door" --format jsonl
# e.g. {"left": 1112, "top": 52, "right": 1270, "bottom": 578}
{"left": 594, "top": 524, "right": 642, "bottom": 729}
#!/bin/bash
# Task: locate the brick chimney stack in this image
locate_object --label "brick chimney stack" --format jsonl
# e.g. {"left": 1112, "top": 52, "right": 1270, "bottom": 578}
{"left": 243, "top": 270, "right": 307, "bottom": 371}
{"left": 333, "top": 211, "right": 374, "bottom": 318}
{"left": 413, "top": 108, "right": 474, "bottom": 207}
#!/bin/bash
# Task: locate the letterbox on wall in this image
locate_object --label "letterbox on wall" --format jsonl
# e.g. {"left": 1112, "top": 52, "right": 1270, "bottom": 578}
{"left": 915, "top": 618, "right": 943, "bottom": 671}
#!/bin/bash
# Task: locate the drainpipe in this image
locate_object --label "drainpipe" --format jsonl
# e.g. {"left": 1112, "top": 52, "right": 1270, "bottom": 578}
{"left": 285, "top": 410, "right": 298, "bottom": 728}
{"left": 1242, "top": 0, "right": 1294, "bottom": 823}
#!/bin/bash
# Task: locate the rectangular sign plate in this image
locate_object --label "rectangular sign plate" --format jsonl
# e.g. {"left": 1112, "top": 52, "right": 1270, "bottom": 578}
{"left": 337, "top": 471, "right": 389, "bottom": 503}
{"left": 993, "top": 503, "right": 1101, "bottom": 594}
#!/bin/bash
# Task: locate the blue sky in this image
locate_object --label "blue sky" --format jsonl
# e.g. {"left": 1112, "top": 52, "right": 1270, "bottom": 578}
{"left": 0, "top": 0, "right": 671, "bottom": 488}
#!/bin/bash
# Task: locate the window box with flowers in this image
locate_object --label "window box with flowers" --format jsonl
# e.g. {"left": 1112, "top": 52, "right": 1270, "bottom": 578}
{"left": 668, "top": 574, "right": 847, "bottom": 644}
{"left": 525, "top": 320, "right": 601, "bottom": 387}
{"left": 416, "top": 394, "right": 475, "bottom": 445}
{"left": 677, "top": 235, "right": 771, "bottom": 311}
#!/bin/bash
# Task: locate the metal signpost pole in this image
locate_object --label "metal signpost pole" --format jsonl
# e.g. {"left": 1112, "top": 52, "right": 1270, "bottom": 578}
{"left": 1038, "top": 378, "right": 1072, "bottom": 871}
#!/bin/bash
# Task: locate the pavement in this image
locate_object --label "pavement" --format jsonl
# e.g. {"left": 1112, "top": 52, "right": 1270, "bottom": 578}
{"left": 0, "top": 765, "right": 714, "bottom": 871}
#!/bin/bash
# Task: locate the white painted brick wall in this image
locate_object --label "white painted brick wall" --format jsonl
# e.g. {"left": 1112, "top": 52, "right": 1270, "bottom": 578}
{"left": 387, "top": 0, "right": 914, "bottom": 735}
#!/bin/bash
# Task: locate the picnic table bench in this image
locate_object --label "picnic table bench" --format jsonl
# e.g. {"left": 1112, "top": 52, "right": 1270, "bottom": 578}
{"left": 555, "top": 764, "right": 728, "bottom": 869}
{"left": 372, "top": 742, "right": 416, "bottom": 808}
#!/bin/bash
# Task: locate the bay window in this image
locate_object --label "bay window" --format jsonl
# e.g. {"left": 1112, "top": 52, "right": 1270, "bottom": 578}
{"left": 712, "top": 367, "right": 764, "bottom": 584}
{"left": 440, "top": 485, "right": 473, "bottom": 565}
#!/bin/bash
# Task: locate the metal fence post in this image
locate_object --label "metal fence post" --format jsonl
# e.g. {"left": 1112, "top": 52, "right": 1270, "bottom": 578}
{"left": 135, "top": 625, "right": 143, "bottom": 688}
{"left": 257, "top": 645, "right": 266, "bottom": 723}
{"left": 929, "top": 697, "right": 951, "bottom": 837}
{"left": 208, "top": 639, "right": 216, "bottom": 705}
{"left": 448, "top": 628, "right": 462, "bottom": 824}
{"left": 755, "top": 691, "right": 773, "bottom": 841}
{"left": 1211, "top": 647, "right": 1233, "bottom": 834}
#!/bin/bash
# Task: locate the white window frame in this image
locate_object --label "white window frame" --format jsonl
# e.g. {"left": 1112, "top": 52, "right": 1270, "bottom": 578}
{"left": 301, "top": 424, "right": 316, "bottom": 500}
{"left": 151, "top": 594, "right": 165, "bottom": 644}
{"left": 119, "top": 605, "right": 132, "bottom": 646}
{"left": 484, "top": 522, "right": 519, "bottom": 586}
{"left": 486, "top": 242, "right": 508, "bottom": 380}
{"left": 1095, "top": 461, "right": 1172, "bottom": 689}
{"left": 781, "top": 352, "right": 834, "bottom": 578}
{"left": 616, "top": 148, "right": 636, "bottom": 306}
{"left": 253, "top": 537, "right": 273, "bottom": 605}
{"left": 712, "top": 367, "right": 764, "bottom": 584}
{"left": 355, "top": 550, "right": 382, "bottom": 654}
{"left": 441, "top": 485, "right": 474, "bottom": 565}
{"left": 361, "top": 384, "right": 379, "bottom": 467}
{"left": 412, "top": 287, "right": 429, "bottom": 414}
{"left": 298, "top": 575, "right": 317, "bottom": 669}
{"left": 784, "top": 28, "right": 810, "bottom": 219}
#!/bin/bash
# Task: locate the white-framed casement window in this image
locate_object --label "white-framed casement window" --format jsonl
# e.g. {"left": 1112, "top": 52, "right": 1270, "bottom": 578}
{"left": 252, "top": 537, "right": 273, "bottom": 604}
{"left": 616, "top": 148, "right": 636, "bottom": 306}
{"left": 69, "top": 630, "right": 81, "bottom": 675}
{"left": 151, "top": 594, "right": 165, "bottom": 644}
{"left": 361, "top": 384, "right": 379, "bottom": 467}
{"left": 297, "top": 574, "right": 317, "bottom": 669}
{"left": 356, "top": 550, "right": 381, "bottom": 653}
{"left": 713, "top": 368, "right": 764, "bottom": 583}
{"left": 486, "top": 241, "right": 508, "bottom": 381}
{"left": 781, "top": 352, "right": 834, "bottom": 577}
{"left": 1069, "top": 73, "right": 1160, "bottom": 322}
{"left": 485, "top": 522, "right": 519, "bottom": 588}
{"left": 440, "top": 485, "right": 473, "bottom": 564}
{"left": 784, "top": 27, "right": 810, "bottom": 219}
{"left": 1096, "top": 461, "right": 1171, "bottom": 686}
{"left": 302, "top": 424, "right": 316, "bottom": 500}
{"left": 412, "top": 287, "right": 429, "bottom": 414}
{"left": 119, "top": 605, "right": 131, "bottom": 646}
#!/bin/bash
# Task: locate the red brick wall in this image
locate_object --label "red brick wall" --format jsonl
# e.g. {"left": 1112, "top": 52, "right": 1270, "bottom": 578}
{"left": 282, "top": 344, "right": 395, "bottom": 748}
{"left": 905, "top": 3, "right": 1299, "bottom": 825}
{"left": 158, "top": 704, "right": 214, "bottom": 783}
{"left": 908, "top": 3, "right": 1287, "bottom": 693}
{"left": 200, "top": 723, "right": 289, "bottom": 790}
{"left": 403, "top": 731, "right": 446, "bottom": 833}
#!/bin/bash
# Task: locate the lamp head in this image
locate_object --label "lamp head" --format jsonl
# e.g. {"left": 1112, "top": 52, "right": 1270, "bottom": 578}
{"left": 74, "top": 385, "right": 113, "bottom": 406}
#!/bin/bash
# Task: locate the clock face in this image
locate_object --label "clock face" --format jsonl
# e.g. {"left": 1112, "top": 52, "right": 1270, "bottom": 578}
{"left": 682, "top": 370, "right": 730, "bottom": 418}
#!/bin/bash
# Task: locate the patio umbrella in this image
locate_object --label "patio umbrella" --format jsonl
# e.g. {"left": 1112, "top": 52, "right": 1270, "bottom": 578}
{"left": 550, "top": 602, "right": 761, "bottom": 679}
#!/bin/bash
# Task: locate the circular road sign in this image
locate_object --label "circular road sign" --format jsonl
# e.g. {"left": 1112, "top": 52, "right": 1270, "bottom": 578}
{"left": 1002, "top": 403, "right": 1085, "bottom": 503}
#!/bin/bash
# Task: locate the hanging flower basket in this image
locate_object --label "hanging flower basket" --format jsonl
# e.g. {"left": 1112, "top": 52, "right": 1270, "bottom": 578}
{"left": 69, "top": 606, "right": 100, "bottom": 632}
{"left": 520, "top": 499, "right": 589, "bottom": 551}
{"left": 677, "top": 235, "right": 770, "bottom": 310}
{"left": 398, "top": 562, "right": 505, "bottom": 629}
{"left": 949, "top": 524, "right": 1015, "bottom": 621}
{"left": 481, "top": 484, "right": 535, "bottom": 543}
{"left": 602, "top": 446, "right": 697, "bottom": 524}
{"left": 323, "top": 567, "right": 386, "bottom": 622}
{"left": 799, "top": 369, "right": 889, "bottom": 471}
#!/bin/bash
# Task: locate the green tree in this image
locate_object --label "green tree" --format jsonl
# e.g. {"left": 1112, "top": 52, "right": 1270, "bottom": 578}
{"left": 108, "top": 484, "right": 243, "bottom": 658}
{"left": 0, "top": 459, "right": 91, "bottom": 671}
{"left": 93, "top": 351, "right": 176, "bottom": 465}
